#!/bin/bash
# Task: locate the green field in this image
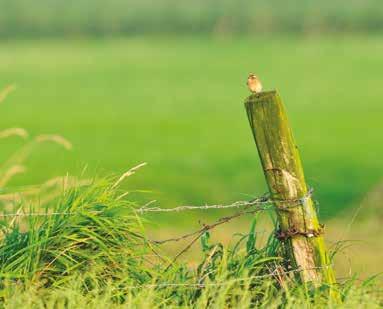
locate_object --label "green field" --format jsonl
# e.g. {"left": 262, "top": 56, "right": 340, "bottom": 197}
{"left": 1, "top": 36, "right": 383, "bottom": 223}
{"left": 1, "top": 35, "right": 383, "bottom": 307}
{"left": 1, "top": 0, "right": 383, "bottom": 38}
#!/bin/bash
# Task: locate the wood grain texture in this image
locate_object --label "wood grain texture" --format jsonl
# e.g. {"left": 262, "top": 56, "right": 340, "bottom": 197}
{"left": 245, "top": 90, "right": 338, "bottom": 295}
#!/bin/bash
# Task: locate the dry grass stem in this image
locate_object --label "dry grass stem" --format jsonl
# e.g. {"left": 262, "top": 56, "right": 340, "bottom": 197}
{"left": 0, "top": 84, "right": 16, "bottom": 104}
{"left": 112, "top": 162, "right": 147, "bottom": 189}
{"left": 0, "top": 128, "right": 29, "bottom": 139}
{"left": 35, "top": 134, "right": 72, "bottom": 150}
{"left": 0, "top": 165, "right": 26, "bottom": 187}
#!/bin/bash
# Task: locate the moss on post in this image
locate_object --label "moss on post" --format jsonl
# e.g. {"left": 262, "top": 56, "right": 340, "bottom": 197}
{"left": 245, "top": 90, "right": 338, "bottom": 295}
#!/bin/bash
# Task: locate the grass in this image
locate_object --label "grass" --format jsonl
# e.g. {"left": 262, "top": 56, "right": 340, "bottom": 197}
{"left": 1, "top": 62, "right": 383, "bottom": 306}
{"left": 1, "top": 0, "right": 383, "bottom": 37}
{"left": 0, "top": 178, "right": 150, "bottom": 284}
{"left": 0, "top": 178, "right": 381, "bottom": 308}
{"left": 1, "top": 36, "right": 383, "bottom": 225}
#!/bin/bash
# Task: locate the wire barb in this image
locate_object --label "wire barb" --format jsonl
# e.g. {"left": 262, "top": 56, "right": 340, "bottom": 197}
{"left": 135, "top": 195, "right": 270, "bottom": 214}
{"left": 0, "top": 189, "right": 314, "bottom": 219}
{"left": 0, "top": 212, "right": 74, "bottom": 218}
{"left": 135, "top": 189, "right": 314, "bottom": 214}
{"left": 123, "top": 265, "right": 332, "bottom": 290}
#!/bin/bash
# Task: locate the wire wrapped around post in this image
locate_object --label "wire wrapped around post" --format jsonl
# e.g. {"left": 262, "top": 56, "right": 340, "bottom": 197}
{"left": 245, "top": 90, "right": 340, "bottom": 301}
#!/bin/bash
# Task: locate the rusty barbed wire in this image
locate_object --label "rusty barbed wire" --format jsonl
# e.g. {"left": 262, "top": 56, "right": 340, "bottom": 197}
{"left": 151, "top": 208, "right": 269, "bottom": 245}
{"left": 275, "top": 223, "right": 325, "bottom": 241}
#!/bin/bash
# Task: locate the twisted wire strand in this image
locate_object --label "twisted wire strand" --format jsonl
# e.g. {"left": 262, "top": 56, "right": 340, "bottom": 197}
{"left": 122, "top": 265, "right": 331, "bottom": 290}
{"left": 136, "top": 189, "right": 313, "bottom": 214}
{"left": 0, "top": 212, "right": 74, "bottom": 218}
{"left": 0, "top": 189, "right": 313, "bottom": 218}
{"left": 135, "top": 198, "right": 269, "bottom": 214}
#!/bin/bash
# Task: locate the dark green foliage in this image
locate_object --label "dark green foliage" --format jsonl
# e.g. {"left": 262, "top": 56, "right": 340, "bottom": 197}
{"left": 0, "top": 0, "right": 383, "bottom": 38}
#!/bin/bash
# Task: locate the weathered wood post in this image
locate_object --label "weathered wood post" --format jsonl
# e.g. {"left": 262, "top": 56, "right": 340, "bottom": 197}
{"left": 245, "top": 90, "right": 338, "bottom": 293}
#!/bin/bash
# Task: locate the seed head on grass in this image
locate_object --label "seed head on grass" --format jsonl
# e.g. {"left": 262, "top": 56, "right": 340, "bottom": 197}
{"left": 0, "top": 85, "right": 16, "bottom": 104}
{"left": 35, "top": 134, "right": 72, "bottom": 150}
{"left": 0, "top": 128, "right": 29, "bottom": 140}
{"left": 0, "top": 178, "right": 154, "bottom": 287}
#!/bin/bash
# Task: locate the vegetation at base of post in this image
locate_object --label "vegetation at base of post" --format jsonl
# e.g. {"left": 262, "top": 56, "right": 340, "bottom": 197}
{"left": 0, "top": 179, "right": 380, "bottom": 308}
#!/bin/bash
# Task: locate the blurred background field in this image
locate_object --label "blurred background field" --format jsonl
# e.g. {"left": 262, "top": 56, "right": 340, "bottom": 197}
{"left": 1, "top": 0, "right": 383, "bottom": 277}
{"left": 1, "top": 0, "right": 383, "bottom": 38}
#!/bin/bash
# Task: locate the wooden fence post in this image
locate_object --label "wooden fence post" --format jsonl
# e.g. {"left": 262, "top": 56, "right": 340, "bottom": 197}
{"left": 245, "top": 90, "right": 338, "bottom": 293}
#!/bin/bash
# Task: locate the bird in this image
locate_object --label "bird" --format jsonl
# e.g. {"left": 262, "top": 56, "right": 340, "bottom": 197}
{"left": 247, "top": 73, "right": 263, "bottom": 93}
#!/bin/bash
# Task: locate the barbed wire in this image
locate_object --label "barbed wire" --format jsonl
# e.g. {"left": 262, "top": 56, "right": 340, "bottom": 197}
{"left": 151, "top": 208, "right": 268, "bottom": 245}
{"left": 0, "top": 212, "right": 74, "bottom": 218}
{"left": 135, "top": 195, "right": 270, "bottom": 214}
{"left": 0, "top": 189, "right": 322, "bottom": 275}
{"left": 136, "top": 189, "right": 313, "bottom": 214}
{"left": 123, "top": 265, "right": 332, "bottom": 290}
{"left": 0, "top": 189, "right": 314, "bottom": 218}
{"left": 0, "top": 200, "right": 270, "bottom": 218}
{"left": 147, "top": 189, "right": 315, "bottom": 267}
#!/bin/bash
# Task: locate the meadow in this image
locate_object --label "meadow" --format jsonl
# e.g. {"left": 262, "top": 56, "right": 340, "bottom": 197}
{"left": 1, "top": 0, "right": 383, "bottom": 38}
{"left": 1, "top": 36, "right": 382, "bottom": 222}
{"left": 0, "top": 176, "right": 380, "bottom": 308}
{"left": 1, "top": 35, "right": 383, "bottom": 307}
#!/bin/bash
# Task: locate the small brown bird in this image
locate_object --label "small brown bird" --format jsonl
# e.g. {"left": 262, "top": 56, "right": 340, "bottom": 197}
{"left": 247, "top": 74, "right": 263, "bottom": 93}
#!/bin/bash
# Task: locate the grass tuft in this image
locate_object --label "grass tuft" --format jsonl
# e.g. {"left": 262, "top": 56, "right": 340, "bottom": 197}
{"left": 0, "top": 179, "right": 152, "bottom": 287}
{"left": 0, "top": 179, "right": 381, "bottom": 307}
